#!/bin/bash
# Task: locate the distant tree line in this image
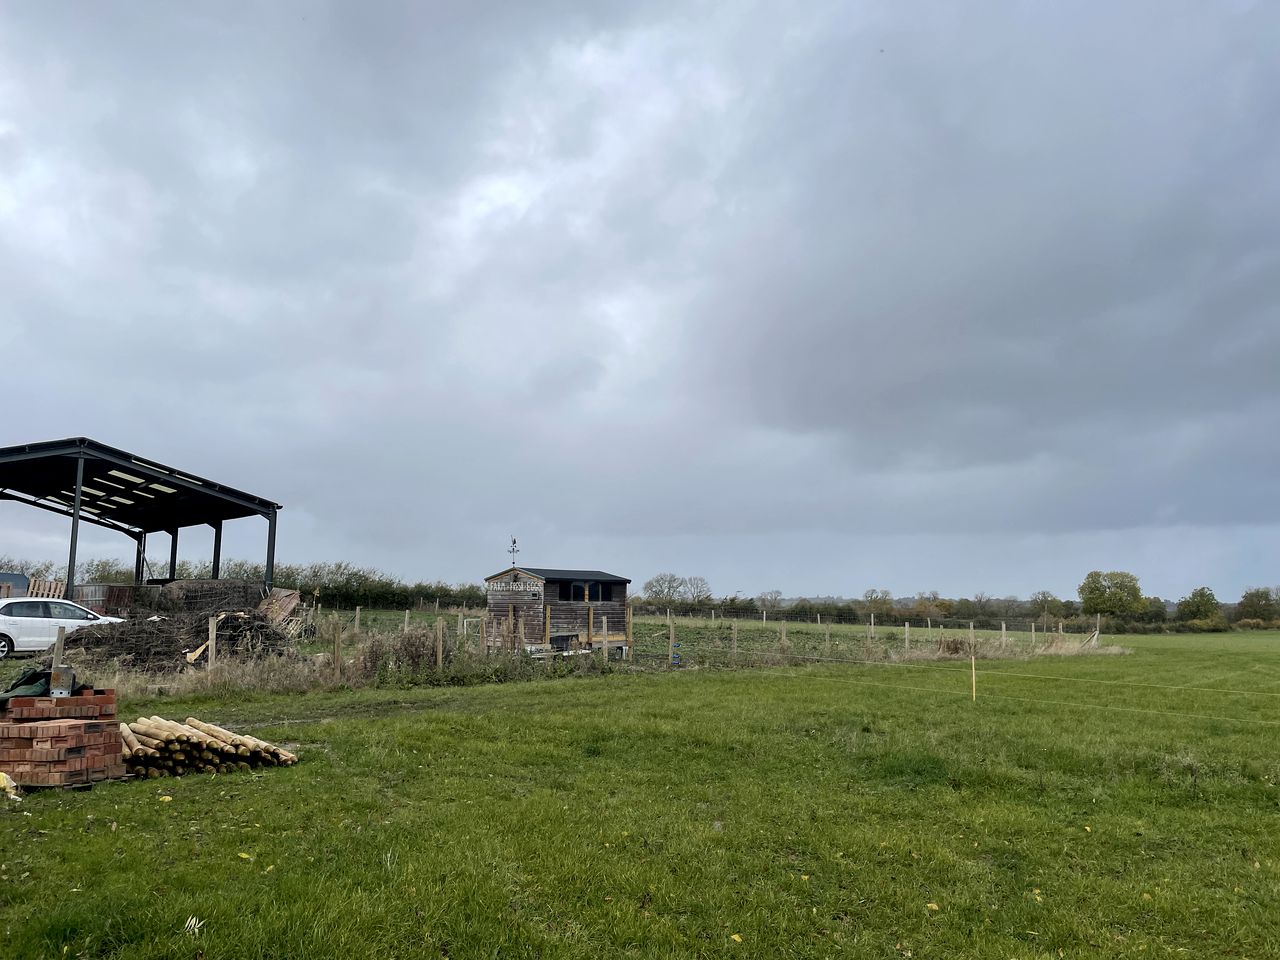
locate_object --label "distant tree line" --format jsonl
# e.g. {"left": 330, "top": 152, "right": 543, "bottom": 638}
{"left": 0, "top": 555, "right": 485, "bottom": 611}
{"left": 3, "top": 554, "right": 1275, "bottom": 630}
{"left": 638, "top": 570, "right": 1279, "bottom": 633}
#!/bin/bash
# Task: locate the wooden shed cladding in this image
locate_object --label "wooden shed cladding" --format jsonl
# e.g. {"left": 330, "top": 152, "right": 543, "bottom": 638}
{"left": 483, "top": 566, "right": 631, "bottom": 649}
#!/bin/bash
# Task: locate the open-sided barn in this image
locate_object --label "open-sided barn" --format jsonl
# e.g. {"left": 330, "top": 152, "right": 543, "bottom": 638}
{"left": 483, "top": 566, "right": 631, "bottom": 656}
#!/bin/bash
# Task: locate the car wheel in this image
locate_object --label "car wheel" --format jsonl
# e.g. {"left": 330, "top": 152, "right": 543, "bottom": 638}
{"left": 0, "top": 635, "right": 13, "bottom": 659}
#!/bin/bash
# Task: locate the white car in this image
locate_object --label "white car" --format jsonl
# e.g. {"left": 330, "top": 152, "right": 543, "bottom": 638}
{"left": 0, "top": 598, "right": 123, "bottom": 658}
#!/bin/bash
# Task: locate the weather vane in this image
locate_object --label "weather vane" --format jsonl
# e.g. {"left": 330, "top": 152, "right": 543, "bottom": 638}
{"left": 509, "top": 536, "right": 519, "bottom": 566}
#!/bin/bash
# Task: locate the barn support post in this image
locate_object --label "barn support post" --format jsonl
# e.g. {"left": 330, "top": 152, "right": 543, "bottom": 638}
{"left": 264, "top": 508, "right": 278, "bottom": 592}
{"left": 133, "top": 532, "right": 147, "bottom": 585}
{"left": 211, "top": 520, "right": 223, "bottom": 580}
{"left": 601, "top": 616, "right": 609, "bottom": 662}
{"left": 587, "top": 603, "right": 594, "bottom": 649}
{"left": 167, "top": 529, "right": 179, "bottom": 581}
{"left": 64, "top": 455, "right": 85, "bottom": 600}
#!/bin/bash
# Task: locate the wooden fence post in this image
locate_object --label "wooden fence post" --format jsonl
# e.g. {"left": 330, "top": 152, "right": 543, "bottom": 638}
{"left": 587, "top": 604, "right": 594, "bottom": 649}
{"left": 52, "top": 626, "right": 66, "bottom": 669}
{"left": 904, "top": 621, "right": 910, "bottom": 655}
{"left": 403, "top": 609, "right": 410, "bottom": 634}
{"left": 544, "top": 605, "right": 552, "bottom": 647}
{"left": 969, "top": 621, "right": 975, "bottom": 653}
{"left": 825, "top": 623, "right": 832, "bottom": 658}
{"left": 354, "top": 606, "right": 361, "bottom": 633}
{"left": 1031, "top": 621, "right": 1036, "bottom": 644}
{"left": 870, "top": 612, "right": 875, "bottom": 642}
{"left": 1000, "top": 621, "right": 1006, "bottom": 643}
{"left": 207, "top": 617, "right": 217, "bottom": 669}
{"left": 625, "top": 606, "right": 633, "bottom": 660}
{"left": 668, "top": 614, "right": 676, "bottom": 668}
{"left": 333, "top": 617, "right": 341, "bottom": 680}
{"left": 601, "top": 616, "right": 609, "bottom": 662}
{"left": 971, "top": 654, "right": 977, "bottom": 702}
{"left": 435, "top": 617, "right": 444, "bottom": 670}
{"left": 1058, "top": 620, "right": 1064, "bottom": 641}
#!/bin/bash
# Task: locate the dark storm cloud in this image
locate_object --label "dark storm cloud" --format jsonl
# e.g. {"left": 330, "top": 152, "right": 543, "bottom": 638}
{"left": 1, "top": 1, "right": 1277, "bottom": 599}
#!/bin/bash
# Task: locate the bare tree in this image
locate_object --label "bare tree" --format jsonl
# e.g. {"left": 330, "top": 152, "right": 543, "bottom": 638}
{"left": 682, "top": 576, "right": 713, "bottom": 603}
{"left": 757, "top": 589, "right": 783, "bottom": 611}
{"left": 644, "top": 573, "right": 687, "bottom": 603}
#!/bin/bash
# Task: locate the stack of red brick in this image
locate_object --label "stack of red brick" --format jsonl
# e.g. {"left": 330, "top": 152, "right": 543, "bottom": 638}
{"left": 0, "top": 688, "right": 126, "bottom": 787}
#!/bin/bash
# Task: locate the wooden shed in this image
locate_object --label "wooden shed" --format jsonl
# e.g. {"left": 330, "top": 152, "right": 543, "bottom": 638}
{"left": 483, "top": 567, "right": 631, "bottom": 656}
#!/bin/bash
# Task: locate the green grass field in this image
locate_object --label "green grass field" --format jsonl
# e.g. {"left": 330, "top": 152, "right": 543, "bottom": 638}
{"left": 3, "top": 631, "right": 1279, "bottom": 958}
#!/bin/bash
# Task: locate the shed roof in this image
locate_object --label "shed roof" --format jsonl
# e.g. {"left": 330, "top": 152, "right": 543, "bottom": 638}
{"left": 0, "top": 437, "right": 281, "bottom": 536}
{"left": 485, "top": 566, "right": 630, "bottom": 584}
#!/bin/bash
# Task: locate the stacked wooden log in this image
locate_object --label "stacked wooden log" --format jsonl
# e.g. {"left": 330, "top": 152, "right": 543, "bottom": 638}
{"left": 118, "top": 716, "right": 297, "bottom": 778}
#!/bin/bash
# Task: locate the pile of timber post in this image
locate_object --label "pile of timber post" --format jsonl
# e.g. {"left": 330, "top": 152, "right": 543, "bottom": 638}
{"left": 119, "top": 716, "right": 297, "bottom": 779}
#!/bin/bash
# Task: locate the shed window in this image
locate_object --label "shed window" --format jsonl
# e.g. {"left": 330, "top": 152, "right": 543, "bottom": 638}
{"left": 588, "top": 582, "right": 613, "bottom": 602}
{"left": 557, "top": 581, "right": 571, "bottom": 601}
{"left": 570, "top": 582, "right": 586, "bottom": 601}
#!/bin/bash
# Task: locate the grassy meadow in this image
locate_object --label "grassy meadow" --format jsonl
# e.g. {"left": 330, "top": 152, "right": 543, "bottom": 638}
{"left": 2, "top": 628, "right": 1279, "bottom": 958}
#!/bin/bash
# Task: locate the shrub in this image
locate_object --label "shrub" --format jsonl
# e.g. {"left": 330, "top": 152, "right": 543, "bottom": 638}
{"left": 1233, "top": 618, "right": 1266, "bottom": 631}
{"left": 1185, "top": 616, "right": 1229, "bottom": 633}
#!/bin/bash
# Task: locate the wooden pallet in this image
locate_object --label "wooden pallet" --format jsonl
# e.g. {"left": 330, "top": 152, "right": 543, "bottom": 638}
{"left": 26, "top": 579, "right": 66, "bottom": 599}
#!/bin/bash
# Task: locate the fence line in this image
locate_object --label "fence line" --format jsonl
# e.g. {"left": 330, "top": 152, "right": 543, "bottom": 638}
{"left": 781, "top": 652, "right": 1280, "bottom": 699}
{"left": 774, "top": 671, "right": 1280, "bottom": 728}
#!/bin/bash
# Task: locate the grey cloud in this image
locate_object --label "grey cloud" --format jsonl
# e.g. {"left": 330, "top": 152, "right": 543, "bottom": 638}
{"left": 1, "top": 1, "right": 1277, "bottom": 600}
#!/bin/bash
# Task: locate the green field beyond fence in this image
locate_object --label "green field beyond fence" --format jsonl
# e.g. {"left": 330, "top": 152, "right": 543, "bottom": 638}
{"left": 2, "top": 627, "right": 1279, "bottom": 958}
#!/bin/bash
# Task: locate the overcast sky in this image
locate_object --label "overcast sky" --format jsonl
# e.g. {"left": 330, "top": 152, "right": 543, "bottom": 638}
{"left": 2, "top": 2, "right": 1278, "bottom": 601}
